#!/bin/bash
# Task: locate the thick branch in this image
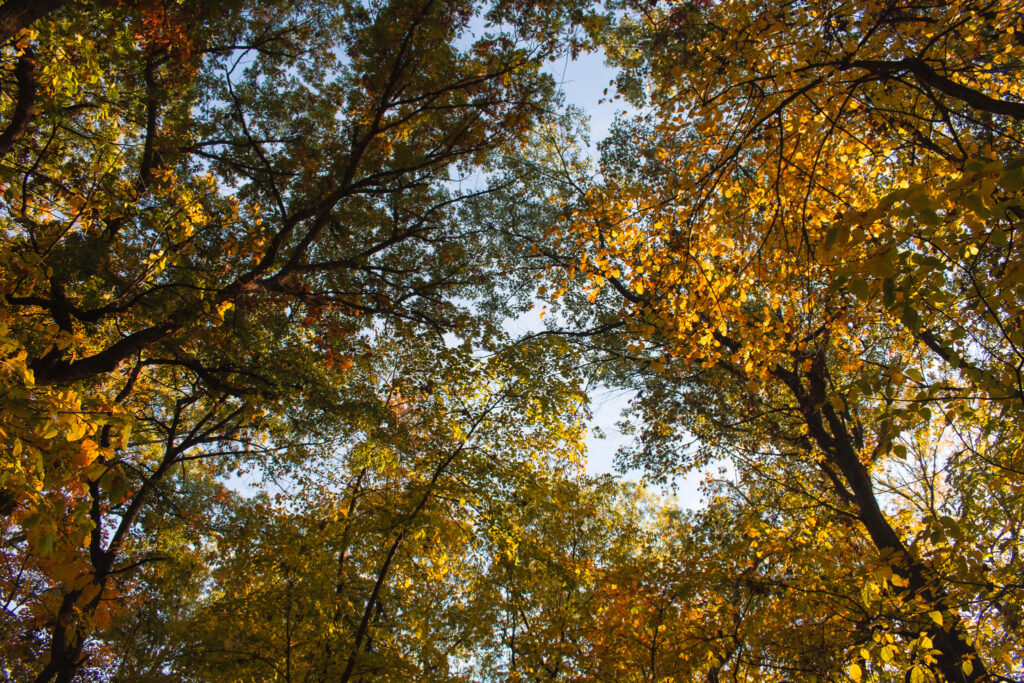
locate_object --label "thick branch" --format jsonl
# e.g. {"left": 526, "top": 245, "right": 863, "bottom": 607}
{"left": 773, "top": 361, "right": 988, "bottom": 682}
{"left": 137, "top": 56, "right": 162, "bottom": 191}
{"left": 31, "top": 323, "right": 177, "bottom": 385}
{"left": 845, "top": 57, "right": 1024, "bottom": 120}
{"left": 0, "top": 48, "right": 36, "bottom": 160}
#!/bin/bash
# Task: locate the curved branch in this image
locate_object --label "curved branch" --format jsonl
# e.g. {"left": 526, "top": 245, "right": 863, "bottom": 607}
{"left": 844, "top": 57, "right": 1024, "bottom": 121}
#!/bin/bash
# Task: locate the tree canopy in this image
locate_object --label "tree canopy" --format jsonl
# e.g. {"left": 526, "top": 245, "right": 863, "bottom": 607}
{"left": 543, "top": 0, "right": 1024, "bottom": 679}
{"left": 2, "top": 0, "right": 1023, "bottom": 681}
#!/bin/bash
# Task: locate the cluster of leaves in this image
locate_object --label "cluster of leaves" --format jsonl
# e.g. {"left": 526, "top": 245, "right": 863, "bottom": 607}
{"left": 536, "top": 0, "right": 1024, "bottom": 680}
{"left": 0, "top": 0, "right": 602, "bottom": 680}
{"left": 4, "top": 0, "right": 1024, "bottom": 681}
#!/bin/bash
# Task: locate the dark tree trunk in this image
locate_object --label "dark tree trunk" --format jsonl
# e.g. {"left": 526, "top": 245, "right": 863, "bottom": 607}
{"left": 774, "top": 361, "right": 988, "bottom": 683}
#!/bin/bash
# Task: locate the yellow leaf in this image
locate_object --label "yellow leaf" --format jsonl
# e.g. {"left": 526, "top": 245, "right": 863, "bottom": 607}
{"left": 849, "top": 663, "right": 862, "bottom": 682}
{"left": 928, "top": 610, "right": 943, "bottom": 626}
{"left": 73, "top": 439, "right": 99, "bottom": 467}
{"left": 962, "top": 660, "right": 973, "bottom": 676}
{"left": 66, "top": 419, "right": 88, "bottom": 442}
{"left": 216, "top": 301, "right": 234, "bottom": 321}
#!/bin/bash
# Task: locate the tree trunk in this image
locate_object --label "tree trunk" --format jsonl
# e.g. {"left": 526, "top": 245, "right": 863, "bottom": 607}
{"left": 775, "top": 362, "right": 987, "bottom": 683}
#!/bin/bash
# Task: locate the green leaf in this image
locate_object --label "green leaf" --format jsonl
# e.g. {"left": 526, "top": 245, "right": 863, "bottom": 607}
{"left": 848, "top": 278, "right": 870, "bottom": 301}
{"left": 963, "top": 192, "right": 989, "bottom": 217}
{"left": 900, "top": 305, "right": 921, "bottom": 332}
{"left": 1000, "top": 165, "right": 1024, "bottom": 192}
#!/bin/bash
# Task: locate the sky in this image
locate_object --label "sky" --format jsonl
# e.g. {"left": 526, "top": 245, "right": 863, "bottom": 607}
{"left": 547, "top": 49, "right": 624, "bottom": 144}
{"left": 224, "top": 32, "right": 715, "bottom": 509}
{"left": 453, "top": 22, "right": 718, "bottom": 506}
{"left": 532, "top": 50, "right": 713, "bottom": 509}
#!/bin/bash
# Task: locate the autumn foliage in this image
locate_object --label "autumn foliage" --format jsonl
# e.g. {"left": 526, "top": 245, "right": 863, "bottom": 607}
{"left": 2, "top": 0, "right": 1023, "bottom": 681}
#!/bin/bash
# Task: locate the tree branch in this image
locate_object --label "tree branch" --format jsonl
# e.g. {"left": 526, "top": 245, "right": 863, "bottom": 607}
{"left": 0, "top": 47, "right": 36, "bottom": 160}
{"left": 845, "top": 57, "right": 1024, "bottom": 121}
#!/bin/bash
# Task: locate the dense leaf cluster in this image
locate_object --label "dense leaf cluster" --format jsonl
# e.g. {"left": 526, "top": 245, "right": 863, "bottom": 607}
{"left": 1, "top": 0, "right": 1023, "bottom": 681}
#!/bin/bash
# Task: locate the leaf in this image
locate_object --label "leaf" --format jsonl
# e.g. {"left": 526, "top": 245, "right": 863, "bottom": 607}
{"left": 848, "top": 278, "right": 870, "bottom": 301}
{"left": 216, "top": 301, "right": 234, "bottom": 321}
{"left": 928, "top": 610, "right": 943, "bottom": 627}
{"left": 72, "top": 439, "right": 99, "bottom": 467}
{"left": 900, "top": 305, "right": 921, "bottom": 333}
{"left": 65, "top": 419, "right": 88, "bottom": 442}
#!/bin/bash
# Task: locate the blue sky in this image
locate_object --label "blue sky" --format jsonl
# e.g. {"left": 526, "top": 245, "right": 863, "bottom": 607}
{"left": 547, "top": 49, "right": 624, "bottom": 144}
{"left": 455, "top": 15, "right": 713, "bottom": 507}
{"left": 535, "top": 51, "right": 713, "bottom": 508}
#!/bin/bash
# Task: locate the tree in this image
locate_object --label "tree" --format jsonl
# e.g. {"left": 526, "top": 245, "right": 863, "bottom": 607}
{"left": 1, "top": 0, "right": 594, "bottom": 679}
{"left": 471, "top": 474, "right": 643, "bottom": 681}
{"left": 471, "top": 468, "right": 875, "bottom": 682}
{"left": 9, "top": 0, "right": 1022, "bottom": 679}
{"left": 87, "top": 334, "right": 589, "bottom": 682}
{"left": 542, "top": 0, "right": 1024, "bottom": 680}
